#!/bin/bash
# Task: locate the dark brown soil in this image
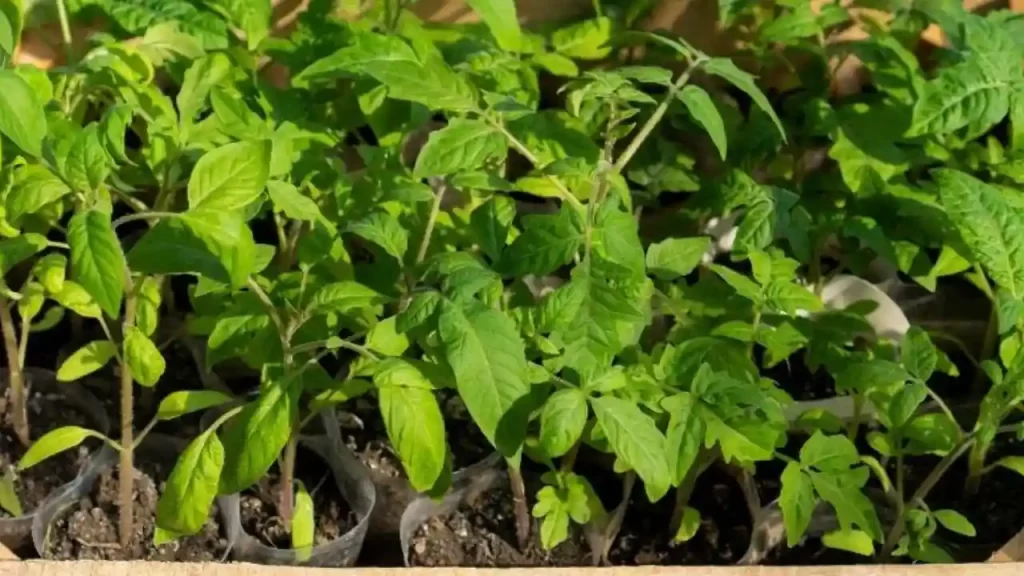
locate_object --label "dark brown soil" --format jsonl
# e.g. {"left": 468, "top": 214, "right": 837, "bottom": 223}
{"left": 409, "top": 468, "right": 590, "bottom": 567}
{"left": 44, "top": 453, "right": 228, "bottom": 561}
{"left": 238, "top": 446, "right": 357, "bottom": 550}
{"left": 0, "top": 380, "right": 97, "bottom": 522}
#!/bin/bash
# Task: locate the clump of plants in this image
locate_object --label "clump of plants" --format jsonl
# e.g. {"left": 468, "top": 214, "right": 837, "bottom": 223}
{"left": 1, "top": 0, "right": 1024, "bottom": 567}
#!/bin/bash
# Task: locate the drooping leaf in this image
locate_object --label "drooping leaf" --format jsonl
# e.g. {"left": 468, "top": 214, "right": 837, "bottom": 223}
{"left": 378, "top": 382, "right": 447, "bottom": 492}
{"left": 438, "top": 300, "right": 531, "bottom": 460}
{"left": 19, "top": 426, "right": 101, "bottom": 470}
{"left": 703, "top": 58, "right": 785, "bottom": 142}
{"left": 292, "top": 480, "right": 314, "bottom": 561}
{"left": 68, "top": 210, "right": 125, "bottom": 319}
{"left": 822, "top": 529, "right": 875, "bottom": 556}
{"left": 57, "top": 340, "right": 118, "bottom": 382}
{"left": 538, "top": 388, "right": 589, "bottom": 459}
{"left": 591, "top": 396, "right": 671, "bottom": 502}
{"left": 672, "top": 506, "right": 701, "bottom": 543}
{"left": 188, "top": 140, "right": 272, "bottom": 211}
{"left": 155, "top": 427, "right": 224, "bottom": 537}
{"left": 780, "top": 462, "right": 815, "bottom": 546}
{"left": 934, "top": 509, "right": 976, "bottom": 537}
{"left": 677, "top": 85, "right": 727, "bottom": 160}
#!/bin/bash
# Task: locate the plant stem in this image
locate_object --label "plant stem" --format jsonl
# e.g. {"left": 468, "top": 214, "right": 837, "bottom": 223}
{"left": 118, "top": 284, "right": 138, "bottom": 549}
{"left": 748, "top": 309, "right": 762, "bottom": 360}
{"left": 507, "top": 465, "right": 531, "bottom": 550}
{"left": 879, "top": 437, "right": 975, "bottom": 561}
{"left": 560, "top": 420, "right": 595, "bottom": 473}
{"left": 484, "top": 117, "right": 584, "bottom": 212}
{"left": 414, "top": 181, "right": 446, "bottom": 269}
{"left": 613, "top": 64, "right": 699, "bottom": 174}
{"left": 0, "top": 300, "right": 29, "bottom": 446}
{"left": 669, "top": 455, "right": 712, "bottom": 536}
{"left": 964, "top": 441, "right": 986, "bottom": 495}
{"left": 55, "top": 0, "right": 73, "bottom": 64}
{"left": 279, "top": 434, "right": 298, "bottom": 527}
{"left": 111, "top": 211, "right": 180, "bottom": 230}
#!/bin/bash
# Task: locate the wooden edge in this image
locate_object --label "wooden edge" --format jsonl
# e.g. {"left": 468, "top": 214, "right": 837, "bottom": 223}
{"left": 0, "top": 561, "right": 1021, "bottom": 575}
{"left": 991, "top": 526, "right": 1024, "bottom": 562}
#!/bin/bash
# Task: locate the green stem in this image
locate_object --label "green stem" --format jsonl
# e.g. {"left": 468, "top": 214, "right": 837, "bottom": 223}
{"left": 55, "top": 0, "right": 73, "bottom": 63}
{"left": 279, "top": 434, "right": 298, "bottom": 527}
{"left": 508, "top": 465, "right": 531, "bottom": 550}
{"left": 412, "top": 181, "right": 446, "bottom": 275}
{"left": 484, "top": 117, "right": 584, "bottom": 212}
{"left": 613, "top": 63, "right": 701, "bottom": 173}
{"left": 112, "top": 211, "right": 180, "bottom": 230}
{"left": 879, "top": 437, "right": 975, "bottom": 561}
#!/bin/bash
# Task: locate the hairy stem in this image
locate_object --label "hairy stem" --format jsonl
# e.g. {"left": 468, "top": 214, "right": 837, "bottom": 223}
{"left": 0, "top": 300, "right": 28, "bottom": 446}
{"left": 412, "top": 180, "right": 446, "bottom": 283}
{"left": 508, "top": 465, "right": 531, "bottom": 550}
{"left": 964, "top": 441, "right": 986, "bottom": 495}
{"left": 879, "top": 438, "right": 975, "bottom": 561}
{"left": 485, "top": 118, "right": 584, "bottom": 212}
{"left": 119, "top": 285, "right": 138, "bottom": 549}
{"left": 279, "top": 434, "right": 298, "bottom": 527}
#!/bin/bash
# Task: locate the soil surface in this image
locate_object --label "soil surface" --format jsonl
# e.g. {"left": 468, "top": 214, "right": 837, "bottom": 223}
{"left": 44, "top": 453, "right": 228, "bottom": 561}
{"left": 0, "top": 378, "right": 97, "bottom": 524}
{"left": 238, "top": 446, "right": 357, "bottom": 550}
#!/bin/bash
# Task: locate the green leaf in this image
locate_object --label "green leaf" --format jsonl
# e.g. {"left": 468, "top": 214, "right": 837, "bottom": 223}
{"left": 799, "top": 432, "right": 859, "bottom": 472}
{"left": 0, "top": 233, "right": 47, "bottom": 276}
{"left": 702, "top": 58, "right": 785, "bottom": 142}
{"left": 177, "top": 52, "right": 232, "bottom": 127}
{"left": 936, "top": 169, "right": 1024, "bottom": 297}
{"left": 52, "top": 281, "right": 102, "bottom": 319}
{"left": 809, "top": 468, "right": 882, "bottom": 541}
{"left": 672, "top": 506, "right": 701, "bottom": 543}
{"left": 677, "top": 85, "right": 727, "bottom": 160}
{"left": 470, "top": 195, "right": 515, "bottom": 262}
{"left": 901, "top": 327, "right": 938, "bottom": 381}
{"left": 414, "top": 120, "right": 506, "bottom": 178}
{"left": 532, "top": 52, "right": 579, "bottom": 77}
{"left": 219, "top": 373, "right": 299, "bottom": 494}
{"left": 155, "top": 427, "right": 224, "bottom": 537}
{"left": 933, "top": 509, "right": 976, "bottom": 537}
{"left": 0, "top": 0, "right": 23, "bottom": 57}
{"left": 203, "top": 0, "right": 270, "bottom": 50}
{"left": 19, "top": 426, "right": 101, "bottom": 470}
{"left": 438, "top": 300, "right": 531, "bottom": 459}
{"left": 0, "top": 69, "right": 45, "bottom": 157}
{"left": 57, "top": 340, "right": 118, "bottom": 382}
{"left": 124, "top": 326, "right": 166, "bottom": 387}
{"left": 64, "top": 124, "right": 111, "bottom": 194}
{"left": 6, "top": 165, "right": 72, "bottom": 222}
{"left": 396, "top": 290, "right": 442, "bottom": 333}
{"left": 188, "top": 140, "right": 271, "bottom": 211}
{"left": 645, "top": 237, "right": 709, "bottom": 280}
{"left": 292, "top": 480, "right": 314, "bottom": 561}
{"left": 346, "top": 212, "right": 408, "bottom": 261}
{"left": 550, "top": 261, "right": 648, "bottom": 380}
{"left": 710, "top": 264, "right": 762, "bottom": 302}
{"left": 295, "top": 33, "right": 477, "bottom": 112}
{"left": 591, "top": 396, "right": 671, "bottom": 502}
{"left": 908, "top": 63, "right": 1011, "bottom": 137}
{"left": 466, "top": 0, "right": 520, "bottom": 51}
{"left": 663, "top": 392, "right": 704, "bottom": 486}
{"left": 378, "top": 382, "right": 447, "bottom": 492}
{"left": 366, "top": 316, "right": 410, "bottom": 357}
{"left": 308, "top": 281, "right": 386, "bottom": 316}
{"left": 764, "top": 281, "right": 821, "bottom": 315}
{"left": 780, "top": 462, "right": 815, "bottom": 546}
{"left": 834, "top": 360, "right": 910, "bottom": 395}
{"left": 539, "top": 388, "right": 589, "bottom": 458}
{"left": 68, "top": 210, "right": 124, "bottom": 319}
{"left": 552, "top": 17, "right": 612, "bottom": 60}
{"left": 0, "top": 470, "right": 22, "bottom": 518}
{"left": 157, "top": 390, "right": 234, "bottom": 421}
{"left": 266, "top": 181, "right": 321, "bottom": 222}
{"left": 822, "top": 529, "right": 875, "bottom": 556}
{"left": 128, "top": 209, "right": 256, "bottom": 289}
{"left": 501, "top": 205, "right": 583, "bottom": 277}
{"left": 995, "top": 456, "right": 1024, "bottom": 477}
